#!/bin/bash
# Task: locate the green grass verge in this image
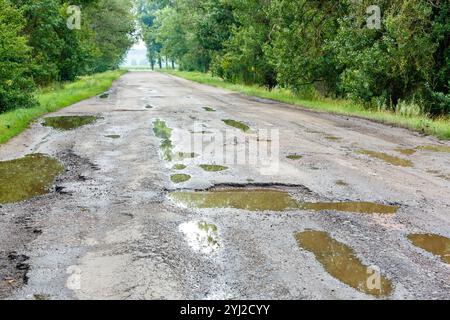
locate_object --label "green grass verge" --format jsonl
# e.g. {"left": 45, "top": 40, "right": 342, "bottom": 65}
{"left": 0, "top": 70, "right": 127, "bottom": 144}
{"left": 161, "top": 69, "right": 450, "bottom": 140}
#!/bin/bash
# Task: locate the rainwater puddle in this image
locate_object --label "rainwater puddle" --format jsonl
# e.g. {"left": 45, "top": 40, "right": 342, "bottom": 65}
{"left": 173, "top": 164, "right": 187, "bottom": 170}
{"left": 169, "top": 189, "right": 398, "bottom": 214}
{"left": 395, "top": 148, "right": 416, "bottom": 156}
{"left": 43, "top": 116, "right": 99, "bottom": 131}
{"left": 295, "top": 230, "right": 393, "bottom": 297}
{"left": 179, "top": 221, "right": 219, "bottom": 254}
{"left": 105, "top": 135, "right": 120, "bottom": 139}
{"left": 0, "top": 154, "right": 64, "bottom": 204}
{"left": 286, "top": 154, "right": 302, "bottom": 160}
{"left": 153, "top": 119, "right": 173, "bottom": 161}
{"left": 222, "top": 119, "right": 250, "bottom": 132}
{"left": 171, "top": 174, "right": 191, "bottom": 184}
{"left": 203, "top": 107, "right": 215, "bottom": 112}
{"left": 417, "top": 145, "right": 450, "bottom": 153}
{"left": 199, "top": 164, "right": 228, "bottom": 172}
{"left": 408, "top": 233, "right": 450, "bottom": 264}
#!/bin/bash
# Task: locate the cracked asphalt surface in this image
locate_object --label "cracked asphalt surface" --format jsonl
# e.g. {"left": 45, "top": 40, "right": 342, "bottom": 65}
{"left": 0, "top": 71, "right": 449, "bottom": 300}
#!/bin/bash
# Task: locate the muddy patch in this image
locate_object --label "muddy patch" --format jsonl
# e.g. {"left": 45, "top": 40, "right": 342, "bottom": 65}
{"left": 223, "top": 119, "right": 250, "bottom": 132}
{"left": 0, "top": 154, "right": 64, "bottom": 204}
{"left": 199, "top": 164, "right": 228, "bottom": 172}
{"left": 203, "top": 107, "right": 215, "bottom": 112}
{"left": 359, "top": 150, "right": 413, "bottom": 167}
{"left": 295, "top": 230, "right": 393, "bottom": 297}
{"left": 169, "top": 189, "right": 398, "bottom": 214}
{"left": 171, "top": 174, "right": 191, "bottom": 184}
{"left": 0, "top": 252, "right": 30, "bottom": 298}
{"left": 179, "top": 221, "right": 219, "bottom": 254}
{"left": 43, "top": 116, "right": 99, "bottom": 131}
{"left": 408, "top": 233, "right": 450, "bottom": 264}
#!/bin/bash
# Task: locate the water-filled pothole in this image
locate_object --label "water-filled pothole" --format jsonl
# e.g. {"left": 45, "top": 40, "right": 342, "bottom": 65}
{"left": 300, "top": 202, "right": 398, "bottom": 214}
{"left": 199, "top": 164, "right": 228, "bottom": 172}
{"left": 105, "top": 135, "right": 120, "bottom": 139}
{"left": 43, "top": 116, "right": 99, "bottom": 131}
{"left": 395, "top": 148, "right": 416, "bottom": 156}
{"left": 325, "top": 136, "right": 341, "bottom": 141}
{"left": 173, "top": 164, "right": 187, "bottom": 170}
{"left": 203, "top": 107, "right": 215, "bottom": 112}
{"left": 286, "top": 154, "right": 302, "bottom": 160}
{"left": 223, "top": 119, "right": 250, "bottom": 132}
{"left": 408, "top": 233, "right": 450, "bottom": 264}
{"left": 169, "top": 189, "right": 398, "bottom": 214}
{"left": 171, "top": 174, "right": 191, "bottom": 184}
{"left": 359, "top": 150, "right": 413, "bottom": 167}
{"left": 153, "top": 119, "right": 173, "bottom": 161}
{"left": 99, "top": 92, "right": 109, "bottom": 99}
{"left": 179, "top": 221, "right": 219, "bottom": 254}
{"left": 295, "top": 230, "right": 393, "bottom": 297}
{"left": 0, "top": 154, "right": 64, "bottom": 204}
{"left": 417, "top": 145, "right": 450, "bottom": 153}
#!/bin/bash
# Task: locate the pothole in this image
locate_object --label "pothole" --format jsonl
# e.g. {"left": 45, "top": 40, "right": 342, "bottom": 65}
{"left": 179, "top": 221, "right": 219, "bottom": 254}
{"left": 335, "top": 180, "right": 349, "bottom": 186}
{"left": 286, "top": 154, "right": 302, "bottom": 160}
{"left": 153, "top": 119, "right": 173, "bottom": 161}
{"left": 169, "top": 188, "right": 398, "bottom": 214}
{"left": 105, "top": 135, "right": 120, "bottom": 139}
{"left": 199, "top": 164, "right": 228, "bottom": 172}
{"left": 171, "top": 174, "right": 191, "bottom": 184}
{"left": 99, "top": 92, "right": 109, "bottom": 99}
{"left": 203, "top": 107, "right": 215, "bottom": 112}
{"left": 394, "top": 148, "right": 416, "bottom": 156}
{"left": 408, "top": 233, "right": 450, "bottom": 264}
{"left": 325, "top": 135, "right": 341, "bottom": 141}
{"left": 43, "top": 116, "right": 99, "bottom": 131}
{"left": 295, "top": 230, "right": 393, "bottom": 297}
{"left": 359, "top": 149, "right": 413, "bottom": 167}
{"left": 173, "top": 164, "right": 187, "bottom": 170}
{"left": 300, "top": 202, "right": 398, "bottom": 214}
{"left": 222, "top": 119, "right": 250, "bottom": 132}
{"left": 0, "top": 154, "right": 64, "bottom": 204}
{"left": 417, "top": 145, "right": 450, "bottom": 153}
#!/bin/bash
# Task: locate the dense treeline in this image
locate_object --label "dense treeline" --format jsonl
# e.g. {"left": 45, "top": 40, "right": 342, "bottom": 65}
{"left": 0, "top": 0, "right": 136, "bottom": 113}
{"left": 138, "top": 0, "right": 449, "bottom": 116}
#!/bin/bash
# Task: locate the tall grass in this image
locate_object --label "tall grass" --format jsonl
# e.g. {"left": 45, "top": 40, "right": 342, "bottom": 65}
{"left": 0, "top": 70, "right": 127, "bottom": 144}
{"left": 162, "top": 69, "right": 450, "bottom": 140}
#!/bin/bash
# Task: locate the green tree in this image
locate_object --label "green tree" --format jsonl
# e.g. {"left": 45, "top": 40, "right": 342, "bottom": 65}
{"left": 0, "top": 0, "right": 35, "bottom": 112}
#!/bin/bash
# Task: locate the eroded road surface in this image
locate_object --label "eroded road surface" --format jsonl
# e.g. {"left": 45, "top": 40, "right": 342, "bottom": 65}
{"left": 1, "top": 71, "right": 450, "bottom": 300}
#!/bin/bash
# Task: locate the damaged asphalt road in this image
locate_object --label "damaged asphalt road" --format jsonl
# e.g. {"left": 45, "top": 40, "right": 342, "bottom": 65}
{"left": 0, "top": 71, "right": 449, "bottom": 300}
